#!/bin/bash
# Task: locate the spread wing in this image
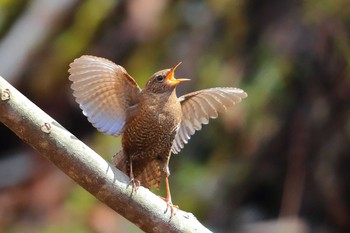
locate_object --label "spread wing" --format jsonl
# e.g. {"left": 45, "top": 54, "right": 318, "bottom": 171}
{"left": 68, "top": 55, "right": 141, "bottom": 136}
{"left": 172, "top": 87, "right": 247, "bottom": 154}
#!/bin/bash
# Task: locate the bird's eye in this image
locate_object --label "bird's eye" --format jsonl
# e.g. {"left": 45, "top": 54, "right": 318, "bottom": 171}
{"left": 156, "top": 75, "right": 165, "bottom": 83}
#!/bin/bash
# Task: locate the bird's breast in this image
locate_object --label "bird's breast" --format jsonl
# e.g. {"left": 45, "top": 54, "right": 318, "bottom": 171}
{"left": 122, "top": 94, "right": 182, "bottom": 160}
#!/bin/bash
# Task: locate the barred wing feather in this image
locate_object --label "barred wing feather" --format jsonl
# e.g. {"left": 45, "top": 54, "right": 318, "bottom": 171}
{"left": 172, "top": 87, "right": 247, "bottom": 154}
{"left": 69, "top": 55, "right": 141, "bottom": 136}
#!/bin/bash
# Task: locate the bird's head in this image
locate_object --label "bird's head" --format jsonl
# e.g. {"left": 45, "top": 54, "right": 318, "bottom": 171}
{"left": 144, "top": 62, "right": 190, "bottom": 94}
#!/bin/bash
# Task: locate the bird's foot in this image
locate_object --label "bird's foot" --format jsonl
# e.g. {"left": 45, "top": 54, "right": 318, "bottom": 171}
{"left": 128, "top": 178, "right": 140, "bottom": 192}
{"left": 159, "top": 196, "right": 178, "bottom": 218}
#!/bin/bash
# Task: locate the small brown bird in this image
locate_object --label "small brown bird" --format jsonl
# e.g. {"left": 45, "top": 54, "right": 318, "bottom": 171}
{"left": 68, "top": 55, "right": 247, "bottom": 215}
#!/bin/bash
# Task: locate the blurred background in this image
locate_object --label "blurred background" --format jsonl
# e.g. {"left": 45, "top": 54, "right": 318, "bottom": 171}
{"left": 0, "top": 0, "right": 349, "bottom": 232}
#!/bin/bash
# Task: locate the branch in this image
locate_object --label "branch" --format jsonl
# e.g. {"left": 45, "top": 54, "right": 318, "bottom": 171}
{"left": 0, "top": 76, "right": 212, "bottom": 233}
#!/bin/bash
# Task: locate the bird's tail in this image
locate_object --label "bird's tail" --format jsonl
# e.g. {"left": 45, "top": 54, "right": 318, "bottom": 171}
{"left": 112, "top": 151, "right": 128, "bottom": 174}
{"left": 112, "top": 151, "right": 163, "bottom": 190}
{"left": 138, "top": 160, "right": 162, "bottom": 189}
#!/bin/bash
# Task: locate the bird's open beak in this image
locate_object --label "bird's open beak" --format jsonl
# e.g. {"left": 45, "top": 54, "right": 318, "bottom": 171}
{"left": 165, "top": 62, "right": 190, "bottom": 86}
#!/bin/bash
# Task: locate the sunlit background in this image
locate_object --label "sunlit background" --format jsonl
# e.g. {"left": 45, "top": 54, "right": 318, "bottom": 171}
{"left": 0, "top": 0, "right": 350, "bottom": 232}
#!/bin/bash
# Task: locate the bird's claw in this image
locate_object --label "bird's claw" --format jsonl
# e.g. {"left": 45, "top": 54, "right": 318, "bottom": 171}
{"left": 128, "top": 178, "right": 140, "bottom": 192}
{"left": 159, "top": 196, "right": 178, "bottom": 218}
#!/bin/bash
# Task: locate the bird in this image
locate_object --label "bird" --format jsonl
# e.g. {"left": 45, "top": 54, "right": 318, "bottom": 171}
{"left": 68, "top": 55, "right": 247, "bottom": 216}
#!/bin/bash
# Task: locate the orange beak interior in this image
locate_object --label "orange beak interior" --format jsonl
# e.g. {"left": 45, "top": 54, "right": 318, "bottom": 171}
{"left": 165, "top": 62, "right": 190, "bottom": 85}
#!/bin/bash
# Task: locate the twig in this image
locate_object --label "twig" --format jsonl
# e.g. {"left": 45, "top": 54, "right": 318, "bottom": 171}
{"left": 0, "top": 76, "right": 212, "bottom": 233}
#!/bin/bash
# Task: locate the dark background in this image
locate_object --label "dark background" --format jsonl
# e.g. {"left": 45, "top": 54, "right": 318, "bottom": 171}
{"left": 0, "top": 0, "right": 349, "bottom": 232}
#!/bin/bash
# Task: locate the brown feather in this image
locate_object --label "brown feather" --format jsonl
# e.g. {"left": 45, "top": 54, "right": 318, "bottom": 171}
{"left": 69, "top": 56, "right": 247, "bottom": 210}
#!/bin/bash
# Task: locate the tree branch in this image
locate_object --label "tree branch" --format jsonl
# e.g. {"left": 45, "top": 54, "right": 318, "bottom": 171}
{"left": 0, "top": 76, "right": 212, "bottom": 233}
